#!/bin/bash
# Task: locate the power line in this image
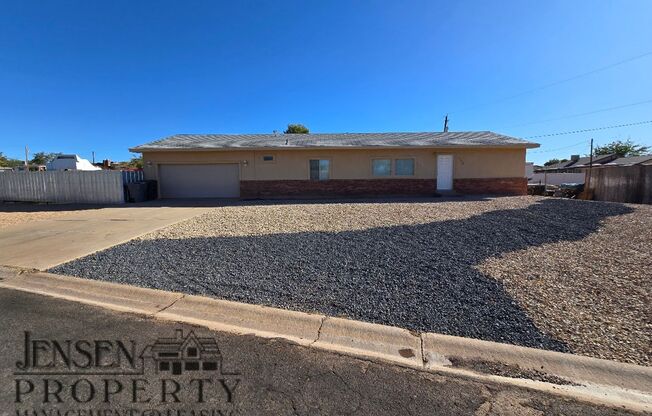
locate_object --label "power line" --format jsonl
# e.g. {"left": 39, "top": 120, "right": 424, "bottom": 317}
{"left": 525, "top": 120, "right": 652, "bottom": 139}
{"left": 503, "top": 99, "right": 652, "bottom": 128}
{"left": 528, "top": 140, "right": 589, "bottom": 154}
{"left": 450, "top": 51, "right": 652, "bottom": 115}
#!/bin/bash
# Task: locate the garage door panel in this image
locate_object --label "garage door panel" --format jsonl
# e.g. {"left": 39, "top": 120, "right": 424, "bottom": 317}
{"left": 159, "top": 164, "right": 240, "bottom": 198}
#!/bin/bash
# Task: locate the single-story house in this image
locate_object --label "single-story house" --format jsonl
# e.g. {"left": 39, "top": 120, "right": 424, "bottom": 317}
{"left": 129, "top": 132, "right": 539, "bottom": 199}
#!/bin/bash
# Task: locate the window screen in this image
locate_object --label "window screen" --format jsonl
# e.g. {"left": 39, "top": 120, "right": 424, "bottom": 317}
{"left": 372, "top": 159, "right": 391, "bottom": 176}
{"left": 395, "top": 159, "right": 415, "bottom": 176}
{"left": 263, "top": 155, "right": 274, "bottom": 162}
{"left": 309, "top": 160, "right": 330, "bottom": 180}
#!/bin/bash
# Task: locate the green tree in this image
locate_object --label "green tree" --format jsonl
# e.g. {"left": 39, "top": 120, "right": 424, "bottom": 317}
{"left": 284, "top": 124, "right": 309, "bottom": 134}
{"left": 544, "top": 158, "right": 568, "bottom": 166}
{"left": 127, "top": 155, "right": 143, "bottom": 169}
{"left": 30, "top": 152, "right": 62, "bottom": 165}
{"left": 593, "top": 140, "right": 650, "bottom": 157}
{"left": 0, "top": 152, "right": 23, "bottom": 167}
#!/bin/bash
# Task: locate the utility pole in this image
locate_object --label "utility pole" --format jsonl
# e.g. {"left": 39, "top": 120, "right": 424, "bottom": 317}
{"left": 443, "top": 114, "right": 449, "bottom": 132}
{"left": 24, "top": 145, "right": 29, "bottom": 168}
{"left": 585, "top": 138, "right": 594, "bottom": 199}
{"left": 92, "top": 151, "right": 95, "bottom": 164}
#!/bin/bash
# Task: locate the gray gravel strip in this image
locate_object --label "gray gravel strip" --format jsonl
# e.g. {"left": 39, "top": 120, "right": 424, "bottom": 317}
{"left": 50, "top": 197, "right": 648, "bottom": 364}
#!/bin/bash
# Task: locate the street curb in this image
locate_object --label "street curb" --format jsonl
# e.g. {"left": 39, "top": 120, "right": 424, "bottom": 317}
{"left": 422, "top": 332, "right": 651, "bottom": 393}
{"left": 1, "top": 268, "right": 650, "bottom": 412}
{"left": 313, "top": 317, "right": 423, "bottom": 368}
{"left": 157, "top": 294, "right": 324, "bottom": 346}
{"left": 0, "top": 267, "right": 182, "bottom": 315}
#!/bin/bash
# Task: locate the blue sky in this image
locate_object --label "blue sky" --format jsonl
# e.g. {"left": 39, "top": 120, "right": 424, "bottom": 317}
{"left": 1, "top": 0, "right": 651, "bottom": 165}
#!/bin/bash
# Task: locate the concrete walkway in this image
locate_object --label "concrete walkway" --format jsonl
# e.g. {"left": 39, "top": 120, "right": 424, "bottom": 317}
{"left": 0, "top": 204, "right": 209, "bottom": 269}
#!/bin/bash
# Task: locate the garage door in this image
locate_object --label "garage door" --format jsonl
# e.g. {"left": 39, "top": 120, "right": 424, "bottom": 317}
{"left": 158, "top": 164, "right": 240, "bottom": 198}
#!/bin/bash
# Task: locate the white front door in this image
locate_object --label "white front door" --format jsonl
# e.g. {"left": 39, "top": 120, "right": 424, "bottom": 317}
{"left": 436, "top": 155, "right": 453, "bottom": 190}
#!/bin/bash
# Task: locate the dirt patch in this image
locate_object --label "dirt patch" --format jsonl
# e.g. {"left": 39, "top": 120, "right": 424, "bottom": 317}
{"left": 0, "top": 202, "right": 101, "bottom": 229}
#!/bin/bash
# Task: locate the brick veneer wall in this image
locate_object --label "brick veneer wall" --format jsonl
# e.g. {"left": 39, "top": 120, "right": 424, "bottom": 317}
{"left": 453, "top": 177, "right": 527, "bottom": 195}
{"left": 240, "top": 177, "right": 528, "bottom": 198}
{"left": 240, "top": 179, "right": 438, "bottom": 198}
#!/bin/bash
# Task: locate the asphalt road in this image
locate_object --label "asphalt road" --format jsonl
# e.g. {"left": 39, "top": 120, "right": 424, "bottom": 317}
{"left": 0, "top": 288, "right": 634, "bottom": 416}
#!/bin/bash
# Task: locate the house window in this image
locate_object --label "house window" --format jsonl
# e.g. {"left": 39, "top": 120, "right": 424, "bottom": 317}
{"left": 372, "top": 159, "right": 391, "bottom": 176}
{"left": 203, "top": 361, "right": 218, "bottom": 371}
{"left": 309, "top": 160, "right": 330, "bottom": 180}
{"left": 187, "top": 347, "right": 198, "bottom": 357}
{"left": 159, "top": 361, "right": 170, "bottom": 371}
{"left": 185, "top": 361, "right": 200, "bottom": 371}
{"left": 262, "top": 155, "right": 274, "bottom": 162}
{"left": 395, "top": 159, "right": 415, "bottom": 176}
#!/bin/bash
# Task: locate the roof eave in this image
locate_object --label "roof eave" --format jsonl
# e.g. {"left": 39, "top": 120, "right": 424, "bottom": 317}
{"left": 130, "top": 143, "right": 539, "bottom": 153}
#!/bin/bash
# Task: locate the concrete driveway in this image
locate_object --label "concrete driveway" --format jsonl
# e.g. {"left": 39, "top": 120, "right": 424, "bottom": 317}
{"left": 0, "top": 202, "right": 209, "bottom": 269}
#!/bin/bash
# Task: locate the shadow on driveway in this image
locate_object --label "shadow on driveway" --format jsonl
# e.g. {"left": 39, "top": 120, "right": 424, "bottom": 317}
{"left": 50, "top": 199, "right": 633, "bottom": 352}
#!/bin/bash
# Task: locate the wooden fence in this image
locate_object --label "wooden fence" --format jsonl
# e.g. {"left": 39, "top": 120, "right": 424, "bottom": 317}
{"left": 0, "top": 170, "right": 126, "bottom": 204}
{"left": 586, "top": 165, "right": 652, "bottom": 204}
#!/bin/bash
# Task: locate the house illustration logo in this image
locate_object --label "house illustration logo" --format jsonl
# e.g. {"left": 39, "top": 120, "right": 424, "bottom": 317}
{"left": 140, "top": 329, "right": 223, "bottom": 375}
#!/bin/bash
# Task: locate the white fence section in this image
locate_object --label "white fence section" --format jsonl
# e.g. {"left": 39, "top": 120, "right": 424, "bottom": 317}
{"left": 529, "top": 172, "right": 586, "bottom": 186}
{"left": 122, "top": 170, "right": 144, "bottom": 184}
{"left": 0, "top": 171, "right": 125, "bottom": 204}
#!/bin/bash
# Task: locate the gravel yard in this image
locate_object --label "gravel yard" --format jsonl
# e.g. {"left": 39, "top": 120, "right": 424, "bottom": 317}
{"left": 50, "top": 196, "right": 651, "bottom": 366}
{"left": 0, "top": 203, "right": 99, "bottom": 229}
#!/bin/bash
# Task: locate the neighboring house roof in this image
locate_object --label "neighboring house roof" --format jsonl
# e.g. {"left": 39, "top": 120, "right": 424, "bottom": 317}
{"left": 130, "top": 131, "right": 539, "bottom": 152}
{"left": 539, "top": 160, "right": 575, "bottom": 171}
{"left": 570, "top": 154, "right": 618, "bottom": 168}
{"left": 537, "top": 154, "right": 617, "bottom": 171}
{"left": 605, "top": 155, "right": 652, "bottom": 166}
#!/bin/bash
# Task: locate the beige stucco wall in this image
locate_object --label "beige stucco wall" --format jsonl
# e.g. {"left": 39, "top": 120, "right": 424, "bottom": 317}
{"left": 141, "top": 147, "right": 526, "bottom": 181}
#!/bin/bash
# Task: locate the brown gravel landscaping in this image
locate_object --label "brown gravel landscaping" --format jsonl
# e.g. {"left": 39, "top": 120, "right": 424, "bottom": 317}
{"left": 478, "top": 201, "right": 652, "bottom": 366}
{"left": 51, "top": 196, "right": 652, "bottom": 366}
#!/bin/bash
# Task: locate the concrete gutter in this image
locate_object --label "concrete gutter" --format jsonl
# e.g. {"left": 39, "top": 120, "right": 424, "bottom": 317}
{"left": 1, "top": 267, "right": 650, "bottom": 413}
